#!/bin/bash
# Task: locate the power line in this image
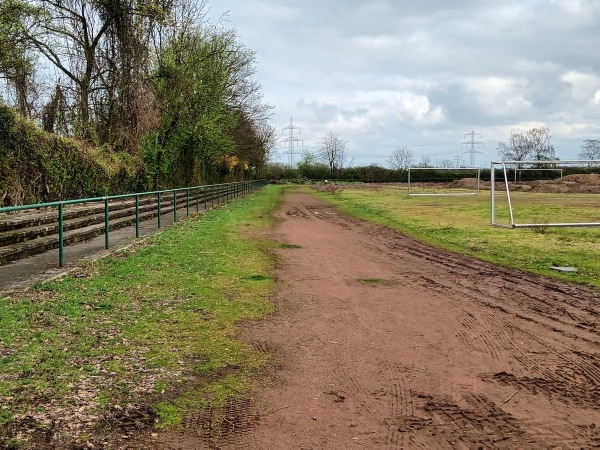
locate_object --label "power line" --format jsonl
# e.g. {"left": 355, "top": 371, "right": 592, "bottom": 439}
{"left": 346, "top": 141, "right": 453, "bottom": 148}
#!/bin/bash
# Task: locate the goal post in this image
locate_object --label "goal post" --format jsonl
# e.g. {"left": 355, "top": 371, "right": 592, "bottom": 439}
{"left": 407, "top": 167, "right": 481, "bottom": 196}
{"left": 490, "top": 159, "right": 600, "bottom": 228}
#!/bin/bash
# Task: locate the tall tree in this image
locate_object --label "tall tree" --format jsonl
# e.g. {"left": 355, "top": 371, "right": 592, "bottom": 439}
{"left": 498, "top": 126, "right": 556, "bottom": 164}
{"left": 318, "top": 131, "right": 348, "bottom": 177}
{"left": 387, "top": 146, "right": 413, "bottom": 172}
{"left": 579, "top": 139, "right": 600, "bottom": 162}
{"left": 418, "top": 155, "right": 432, "bottom": 168}
{"left": 231, "top": 111, "right": 276, "bottom": 178}
{"left": 17, "top": 0, "right": 166, "bottom": 143}
{"left": 25, "top": 0, "right": 115, "bottom": 139}
{"left": 0, "top": 0, "right": 39, "bottom": 117}
{"left": 149, "top": 26, "right": 271, "bottom": 185}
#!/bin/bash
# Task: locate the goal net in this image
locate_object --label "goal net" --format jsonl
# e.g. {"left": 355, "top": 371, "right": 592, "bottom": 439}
{"left": 407, "top": 167, "right": 481, "bottom": 196}
{"left": 491, "top": 160, "right": 600, "bottom": 228}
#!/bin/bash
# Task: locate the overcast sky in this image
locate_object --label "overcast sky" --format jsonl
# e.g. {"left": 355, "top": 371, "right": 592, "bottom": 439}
{"left": 208, "top": 0, "right": 600, "bottom": 167}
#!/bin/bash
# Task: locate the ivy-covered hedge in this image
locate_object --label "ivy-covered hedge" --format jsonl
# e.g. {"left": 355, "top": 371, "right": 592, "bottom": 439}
{"left": 0, "top": 104, "right": 145, "bottom": 206}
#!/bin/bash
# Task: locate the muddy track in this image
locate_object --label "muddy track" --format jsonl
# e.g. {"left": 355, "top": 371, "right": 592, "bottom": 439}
{"left": 167, "top": 190, "right": 600, "bottom": 449}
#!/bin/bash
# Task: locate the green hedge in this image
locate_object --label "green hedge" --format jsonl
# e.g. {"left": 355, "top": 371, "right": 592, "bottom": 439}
{"left": 0, "top": 104, "right": 144, "bottom": 206}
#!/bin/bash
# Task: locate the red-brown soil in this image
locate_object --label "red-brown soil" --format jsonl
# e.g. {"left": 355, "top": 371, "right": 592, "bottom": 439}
{"left": 165, "top": 188, "right": 600, "bottom": 449}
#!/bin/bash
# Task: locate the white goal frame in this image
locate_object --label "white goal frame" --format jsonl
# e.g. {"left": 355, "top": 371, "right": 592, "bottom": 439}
{"left": 490, "top": 159, "right": 600, "bottom": 228}
{"left": 407, "top": 167, "right": 481, "bottom": 196}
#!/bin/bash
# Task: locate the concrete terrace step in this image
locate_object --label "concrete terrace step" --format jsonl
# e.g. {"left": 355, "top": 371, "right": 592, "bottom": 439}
{"left": 0, "top": 195, "right": 188, "bottom": 247}
{"left": 0, "top": 192, "right": 189, "bottom": 233}
{"left": 0, "top": 189, "right": 232, "bottom": 266}
{"left": 0, "top": 201, "right": 199, "bottom": 265}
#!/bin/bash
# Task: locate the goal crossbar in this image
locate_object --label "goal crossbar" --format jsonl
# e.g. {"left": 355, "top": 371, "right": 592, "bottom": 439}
{"left": 490, "top": 160, "right": 600, "bottom": 228}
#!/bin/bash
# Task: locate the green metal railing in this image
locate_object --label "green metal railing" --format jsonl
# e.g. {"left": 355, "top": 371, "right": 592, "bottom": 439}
{"left": 0, "top": 180, "right": 267, "bottom": 267}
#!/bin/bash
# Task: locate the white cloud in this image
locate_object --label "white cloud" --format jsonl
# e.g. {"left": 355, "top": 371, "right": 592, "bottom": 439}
{"left": 562, "top": 71, "right": 600, "bottom": 103}
{"left": 208, "top": 0, "right": 600, "bottom": 164}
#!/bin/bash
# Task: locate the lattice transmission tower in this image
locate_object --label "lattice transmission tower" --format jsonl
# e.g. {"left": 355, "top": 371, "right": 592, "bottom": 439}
{"left": 281, "top": 118, "right": 303, "bottom": 167}
{"left": 462, "top": 131, "right": 484, "bottom": 167}
{"left": 454, "top": 154, "right": 465, "bottom": 168}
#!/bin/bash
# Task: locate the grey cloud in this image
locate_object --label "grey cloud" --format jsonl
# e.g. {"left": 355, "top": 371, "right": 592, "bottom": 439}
{"left": 209, "top": 0, "right": 600, "bottom": 163}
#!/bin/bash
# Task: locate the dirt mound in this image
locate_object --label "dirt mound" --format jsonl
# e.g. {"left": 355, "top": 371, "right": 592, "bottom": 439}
{"left": 452, "top": 177, "right": 480, "bottom": 188}
{"left": 561, "top": 173, "right": 600, "bottom": 185}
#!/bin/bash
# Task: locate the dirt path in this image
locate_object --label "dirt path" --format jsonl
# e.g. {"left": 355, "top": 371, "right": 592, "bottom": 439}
{"left": 169, "top": 188, "right": 600, "bottom": 449}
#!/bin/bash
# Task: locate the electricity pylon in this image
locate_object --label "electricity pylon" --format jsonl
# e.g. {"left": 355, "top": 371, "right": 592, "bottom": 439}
{"left": 281, "top": 118, "right": 303, "bottom": 167}
{"left": 462, "top": 131, "right": 483, "bottom": 167}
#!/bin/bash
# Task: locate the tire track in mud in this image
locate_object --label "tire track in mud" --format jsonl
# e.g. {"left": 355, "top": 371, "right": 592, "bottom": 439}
{"left": 414, "top": 267, "right": 600, "bottom": 412}
{"left": 331, "top": 309, "right": 377, "bottom": 417}
{"left": 357, "top": 222, "right": 600, "bottom": 350}
{"left": 325, "top": 207, "right": 600, "bottom": 446}
{"left": 330, "top": 310, "right": 541, "bottom": 449}
{"left": 385, "top": 238, "right": 599, "bottom": 340}
{"left": 334, "top": 309, "right": 415, "bottom": 449}
{"left": 237, "top": 194, "right": 600, "bottom": 449}
{"left": 453, "top": 307, "right": 600, "bottom": 446}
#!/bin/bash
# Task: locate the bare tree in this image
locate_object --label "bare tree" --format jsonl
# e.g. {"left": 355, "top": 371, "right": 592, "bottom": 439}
{"left": 439, "top": 159, "right": 454, "bottom": 168}
{"left": 24, "top": 0, "right": 115, "bottom": 139}
{"left": 318, "top": 131, "right": 348, "bottom": 177}
{"left": 498, "top": 126, "right": 556, "bottom": 165}
{"left": 258, "top": 123, "right": 278, "bottom": 164}
{"left": 528, "top": 126, "right": 556, "bottom": 161}
{"left": 579, "top": 139, "right": 600, "bottom": 162}
{"left": 0, "top": 0, "right": 40, "bottom": 118}
{"left": 418, "top": 155, "right": 432, "bottom": 168}
{"left": 498, "top": 132, "right": 531, "bottom": 163}
{"left": 387, "top": 146, "right": 413, "bottom": 172}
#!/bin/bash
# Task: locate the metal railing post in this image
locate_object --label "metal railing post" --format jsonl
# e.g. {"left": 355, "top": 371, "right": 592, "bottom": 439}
{"left": 135, "top": 194, "right": 140, "bottom": 238}
{"left": 104, "top": 197, "right": 110, "bottom": 249}
{"left": 173, "top": 190, "right": 177, "bottom": 222}
{"left": 186, "top": 189, "right": 190, "bottom": 217}
{"left": 58, "top": 202, "right": 64, "bottom": 267}
{"left": 158, "top": 192, "right": 162, "bottom": 228}
{"left": 196, "top": 188, "right": 199, "bottom": 213}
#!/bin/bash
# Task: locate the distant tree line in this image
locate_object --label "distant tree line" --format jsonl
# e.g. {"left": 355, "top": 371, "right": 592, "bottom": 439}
{"left": 265, "top": 125, "right": 599, "bottom": 183}
{"left": 264, "top": 163, "right": 598, "bottom": 184}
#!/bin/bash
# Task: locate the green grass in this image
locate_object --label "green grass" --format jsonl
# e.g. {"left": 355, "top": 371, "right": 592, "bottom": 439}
{"left": 279, "top": 243, "right": 302, "bottom": 249}
{"left": 312, "top": 185, "right": 600, "bottom": 288}
{"left": 0, "top": 185, "right": 284, "bottom": 447}
{"left": 356, "top": 278, "right": 396, "bottom": 286}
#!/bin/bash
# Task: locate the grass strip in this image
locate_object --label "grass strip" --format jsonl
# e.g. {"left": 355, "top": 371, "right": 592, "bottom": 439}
{"left": 0, "top": 184, "right": 283, "bottom": 448}
{"left": 311, "top": 185, "right": 599, "bottom": 288}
